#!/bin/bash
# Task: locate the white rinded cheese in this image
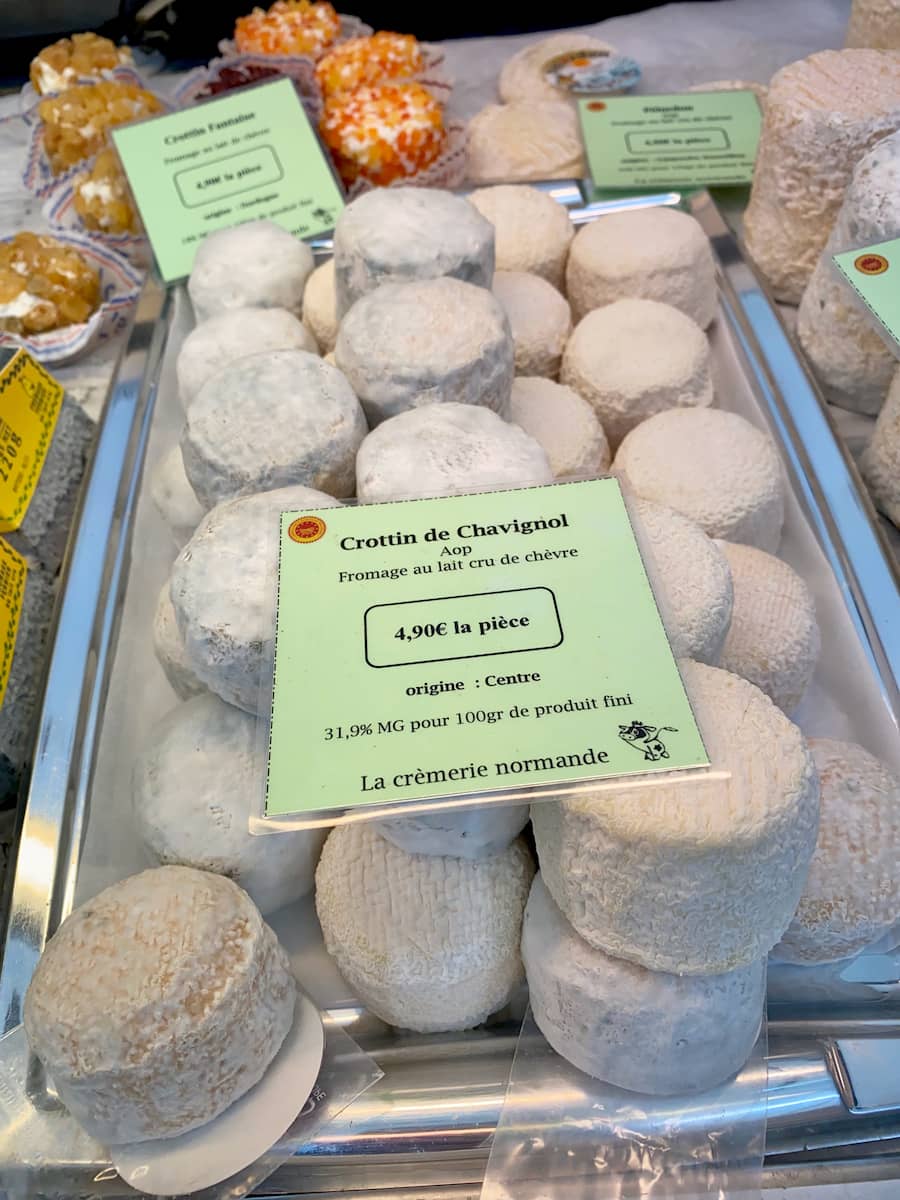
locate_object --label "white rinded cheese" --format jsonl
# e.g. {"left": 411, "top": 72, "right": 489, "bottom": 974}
{"left": 315, "top": 822, "right": 534, "bottom": 1032}
{"left": 466, "top": 101, "right": 585, "bottom": 185}
{"left": 861, "top": 366, "right": 900, "bottom": 524}
{"left": 152, "top": 582, "right": 205, "bottom": 701}
{"left": 613, "top": 408, "right": 785, "bottom": 552}
{"left": 302, "top": 259, "right": 338, "bottom": 354}
{"left": 335, "top": 277, "right": 514, "bottom": 427}
{"left": 170, "top": 485, "right": 341, "bottom": 713}
{"left": 176, "top": 307, "right": 316, "bottom": 410}
{"left": 773, "top": 739, "right": 900, "bottom": 964}
{"left": 356, "top": 402, "right": 552, "bottom": 502}
{"left": 846, "top": 0, "right": 900, "bottom": 49}
{"left": 375, "top": 803, "right": 529, "bottom": 860}
{"left": 565, "top": 207, "right": 717, "bottom": 328}
{"left": 688, "top": 80, "right": 768, "bottom": 104}
{"left": 134, "top": 694, "right": 324, "bottom": 914}
{"left": 523, "top": 875, "right": 765, "bottom": 1094}
{"left": 561, "top": 298, "right": 713, "bottom": 448}
{"left": 508, "top": 377, "right": 610, "bottom": 479}
{"left": 150, "top": 444, "right": 206, "bottom": 547}
{"left": 188, "top": 219, "right": 314, "bottom": 322}
{"left": 797, "top": 131, "right": 900, "bottom": 414}
{"left": 468, "top": 184, "right": 574, "bottom": 290}
{"left": 531, "top": 660, "right": 820, "bottom": 974}
{"left": 715, "top": 540, "right": 820, "bottom": 713}
{"left": 498, "top": 33, "right": 618, "bottom": 106}
{"left": 182, "top": 350, "right": 367, "bottom": 507}
{"left": 24, "top": 866, "right": 295, "bottom": 1144}
{"left": 333, "top": 187, "right": 494, "bottom": 318}
{"left": 492, "top": 270, "right": 572, "bottom": 379}
{"left": 743, "top": 50, "right": 900, "bottom": 303}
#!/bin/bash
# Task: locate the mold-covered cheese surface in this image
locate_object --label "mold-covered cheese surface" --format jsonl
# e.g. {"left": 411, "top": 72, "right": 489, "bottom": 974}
{"left": 150, "top": 444, "right": 205, "bottom": 548}
{"left": 375, "top": 802, "right": 530, "bottom": 861}
{"left": 152, "top": 582, "right": 205, "bottom": 701}
{"left": 492, "top": 270, "right": 572, "bottom": 379}
{"left": 465, "top": 101, "right": 585, "bottom": 184}
{"left": 508, "top": 377, "right": 610, "bottom": 479}
{"left": 861, "top": 366, "right": 900, "bottom": 524}
{"left": 468, "top": 184, "right": 574, "bottom": 290}
{"left": 188, "top": 219, "right": 314, "bottom": 322}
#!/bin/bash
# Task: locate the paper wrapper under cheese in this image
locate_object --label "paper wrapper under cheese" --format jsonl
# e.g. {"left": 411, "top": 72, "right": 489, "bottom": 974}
{"left": 17, "top": 64, "right": 148, "bottom": 127}
{"left": 41, "top": 166, "right": 151, "bottom": 268}
{"left": 173, "top": 53, "right": 324, "bottom": 128}
{"left": 345, "top": 121, "right": 468, "bottom": 200}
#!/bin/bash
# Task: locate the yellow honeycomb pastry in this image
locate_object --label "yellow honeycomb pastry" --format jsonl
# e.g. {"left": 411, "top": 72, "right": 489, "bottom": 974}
{"left": 73, "top": 148, "right": 139, "bottom": 234}
{"left": 39, "top": 80, "right": 163, "bottom": 174}
{"left": 30, "top": 32, "right": 133, "bottom": 95}
{"left": 0, "top": 233, "right": 101, "bottom": 335}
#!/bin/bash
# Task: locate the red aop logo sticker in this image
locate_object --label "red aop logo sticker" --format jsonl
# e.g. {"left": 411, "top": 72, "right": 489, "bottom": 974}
{"left": 854, "top": 253, "right": 889, "bottom": 276}
{"left": 288, "top": 515, "right": 327, "bottom": 544}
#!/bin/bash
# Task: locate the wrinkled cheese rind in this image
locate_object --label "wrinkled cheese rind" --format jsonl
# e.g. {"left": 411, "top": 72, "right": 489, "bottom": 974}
{"left": 468, "top": 184, "right": 574, "bottom": 290}
{"left": 188, "top": 219, "right": 314, "bottom": 322}
{"left": 375, "top": 803, "right": 530, "bottom": 860}
{"left": 498, "top": 33, "right": 618, "bottom": 106}
{"left": 466, "top": 102, "right": 585, "bottom": 184}
{"left": 861, "top": 366, "right": 900, "bottom": 524}
{"left": 845, "top": 0, "right": 900, "bottom": 49}
{"left": 302, "top": 259, "right": 339, "bottom": 354}
{"left": 150, "top": 444, "right": 206, "bottom": 548}
{"left": 492, "top": 270, "right": 572, "bottom": 379}
{"left": 152, "top": 582, "right": 206, "bottom": 701}
{"left": 508, "top": 377, "right": 610, "bottom": 479}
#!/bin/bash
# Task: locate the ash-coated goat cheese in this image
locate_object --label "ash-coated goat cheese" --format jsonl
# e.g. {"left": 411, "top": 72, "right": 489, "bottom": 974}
{"left": 716, "top": 541, "right": 820, "bottom": 713}
{"left": 24, "top": 865, "right": 296, "bottom": 1144}
{"left": 188, "top": 219, "right": 314, "bottom": 322}
{"left": 150, "top": 445, "right": 205, "bottom": 547}
{"left": 356, "top": 403, "right": 553, "bottom": 502}
{"left": 492, "top": 270, "right": 572, "bottom": 379}
{"left": 773, "top": 738, "right": 900, "bottom": 964}
{"left": 797, "top": 131, "right": 900, "bottom": 414}
{"left": 508, "top": 377, "right": 610, "bottom": 479}
{"left": 498, "top": 33, "right": 618, "bottom": 105}
{"left": 374, "top": 802, "right": 530, "bottom": 861}
{"left": 565, "top": 207, "right": 717, "bottom": 328}
{"left": 170, "top": 485, "right": 341, "bottom": 713}
{"left": 316, "top": 822, "right": 534, "bottom": 1032}
{"left": 466, "top": 101, "right": 585, "bottom": 184}
{"left": 861, "top": 366, "right": 900, "bottom": 525}
{"left": 134, "top": 694, "right": 324, "bottom": 914}
{"left": 468, "top": 184, "right": 574, "bottom": 290}
{"left": 332, "top": 187, "right": 494, "bottom": 318}
{"left": 182, "top": 350, "right": 366, "bottom": 507}
{"left": 152, "top": 583, "right": 205, "bottom": 701}
{"left": 302, "top": 259, "right": 338, "bottom": 354}
{"left": 531, "top": 660, "right": 820, "bottom": 975}
{"left": 845, "top": 0, "right": 900, "bottom": 49}
{"left": 613, "top": 408, "right": 785, "bottom": 552}
{"left": 335, "top": 277, "right": 514, "bottom": 427}
{"left": 0, "top": 565, "right": 54, "bottom": 804}
{"left": 561, "top": 298, "right": 713, "bottom": 448}
{"left": 743, "top": 50, "right": 900, "bottom": 303}
{"left": 523, "top": 875, "right": 765, "bottom": 1094}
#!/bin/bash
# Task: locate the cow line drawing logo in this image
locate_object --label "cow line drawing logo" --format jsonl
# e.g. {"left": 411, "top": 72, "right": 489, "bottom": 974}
{"left": 618, "top": 720, "right": 677, "bottom": 762}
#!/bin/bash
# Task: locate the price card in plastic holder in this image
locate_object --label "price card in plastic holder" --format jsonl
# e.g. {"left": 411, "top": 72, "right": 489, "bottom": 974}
{"left": 264, "top": 479, "right": 710, "bottom": 823}
{"left": 832, "top": 238, "right": 900, "bottom": 355}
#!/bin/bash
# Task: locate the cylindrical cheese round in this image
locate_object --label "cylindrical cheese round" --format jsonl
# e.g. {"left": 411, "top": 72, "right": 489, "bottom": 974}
{"left": 468, "top": 184, "right": 574, "bottom": 290}
{"left": 188, "top": 219, "right": 314, "bottom": 322}
{"left": 24, "top": 866, "right": 296, "bottom": 1144}
{"left": 498, "top": 33, "right": 618, "bottom": 106}
{"left": 374, "top": 803, "right": 529, "bottom": 861}
{"left": 846, "top": 0, "right": 900, "bottom": 48}
{"left": 466, "top": 101, "right": 585, "bottom": 184}
{"left": 861, "top": 366, "right": 900, "bottom": 524}
{"left": 492, "top": 270, "right": 571, "bottom": 379}
{"left": 302, "top": 259, "right": 338, "bottom": 354}
{"left": 508, "top": 377, "right": 610, "bottom": 479}
{"left": 150, "top": 444, "right": 205, "bottom": 548}
{"left": 152, "top": 582, "right": 205, "bottom": 701}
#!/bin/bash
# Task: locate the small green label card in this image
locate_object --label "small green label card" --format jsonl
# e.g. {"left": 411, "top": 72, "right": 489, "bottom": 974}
{"left": 112, "top": 77, "right": 343, "bottom": 283}
{"left": 265, "top": 479, "right": 709, "bottom": 821}
{"left": 832, "top": 238, "right": 900, "bottom": 353}
{"left": 578, "top": 91, "right": 762, "bottom": 190}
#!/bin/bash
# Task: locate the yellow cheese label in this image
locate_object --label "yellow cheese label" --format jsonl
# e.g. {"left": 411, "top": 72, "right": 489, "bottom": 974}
{"left": 0, "top": 349, "right": 64, "bottom": 533}
{"left": 0, "top": 537, "right": 27, "bottom": 710}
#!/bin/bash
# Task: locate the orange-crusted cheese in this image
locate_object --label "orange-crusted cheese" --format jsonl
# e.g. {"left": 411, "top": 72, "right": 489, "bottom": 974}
{"left": 234, "top": 0, "right": 341, "bottom": 57}
{"left": 320, "top": 83, "right": 446, "bottom": 187}
{"left": 316, "top": 32, "right": 424, "bottom": 98}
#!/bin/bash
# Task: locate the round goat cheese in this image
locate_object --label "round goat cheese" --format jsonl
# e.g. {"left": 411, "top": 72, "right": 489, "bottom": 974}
{"left": 861, "top": 366, "right": 900, "bottom": 524}
{"left": 468, "top": 184, "right": 574, "bottom": 290}
{"left": 316, "top": 822, "right": 534, "bottom": 1032}
{"left": 566, "top": 207, "right": 717, "bottom": 328}
{"left": 188, "top": 220, "right": 314, "bottom": 322}
{"left": 335, "top": 277, "right": 514, "bottom": 427}
{"left": 613, "top": 408, "right": 785, "bottom": 552}
{"left": 170, "top": 486, "right": 341, "bottom": 713}
{"left": 150, "top": 445, "right": 205, "bottom": 547}
{"left": 498, "top": 33, "right": 618, "bottom": 106}
{"left": 356, "top": 403, "right": 552, "bottom": 502}
{"left": 24, "top": 865, "right": 296, "bottom": 1144}
{"left": 492, "top": 270, "right": 571, "bottom": 378}
{"left": 773, "top": 738, "right": 900, "bottom": 964}
{"left": 332, "top": 187, "right": 494, "bottom": 318}
{"left": 716, "top": 540, "right": 820, "bottom": 713}
{"left": 523, "top": 875, "right": 765, "bottom": 1094}
{"left": 153, "top": 583, "right": 205, "bottom": 701}
{"left": 374, "top": 803, "right": 530, "bottom": 861}
{"left": 466, "top": 101, "right": 585, "bottom": 184}
{"left": 561, "top": 298, "right": 713, "bottom": 448}
{"left": 508, "top": 377, "right": 610, "bottom": 479}
{"left": 182, "top": 350, "right": 366, "bottom": 507}
{"left": 846, "top": 0, "right": 900, "bottom": 49}
{"left": 531, "top": 660, "right": 820, "bottom": 974}
{"left": 302, "top": 259, "right": 338, "bottom": 354}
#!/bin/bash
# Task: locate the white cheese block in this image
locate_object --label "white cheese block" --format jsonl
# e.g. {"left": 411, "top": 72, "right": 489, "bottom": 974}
{"left": 182, "top": 350, "right": 367, "bottom": 508}
{"left": 374, "top": 803, "right": 530, "bottom": 860}
{"left": 188, "top": 219, "right": 314, "bottom": 322}
{"left": 315, "top": 822, "right": 534, "bottom": 1032}
{"left": 523, "top": 875, "right": 765, "bottom": 1094}
{"left": 797, "top": 130, "right": 900, "bottom": 414}
{"left": 302, "top": 259, "right": 338, "bottom": 354}
{"left": 565, "top": 207, "right": 717, "bottom": 328}
{"left": 498, "top": 33, "right": 618, "bottom": 106}
{"left": 150, "top": 444, "right": 206, "bottom": 547}
{"left": 170, "top": 485, "right": 341, "bottom": 713}
{"left": 743, "top": 50, "right": 900, "bottom": 303}
{"left": 356, "top": 402, "right": 553, "bottom": 503}
{"left": 531, "top": 660, "right": 820, "bottom": 974}
{"left": 846, "top": 0, "right": 900, "bottom": 48}
{"left": 508, "top": 377, "right": 610, "bottom": 479}
{"left": 773, "top": 739, "right": 900, "bottom": 963}
{"left": 466, "top": 101, "right": 585, "bottom": 185}
{"left": 468, "top": 184, "right": 574, "bottom": 290}
{"left": 613, "top": 408, "right": 785, "bottom": 552}
{"left": 492, "top": 270, "right": 572, "bottom": 379}
{"left": 332, "top": 187, "right": 494, "bottom": 318}
{"left": 23, "top": 865, "right": 296, "bottom": 1144}
{"left": 335, "top": 277, "right": 514, "bottom": 427}
{"left": 861, "top": 366, "right": 900, "bottom": 524}
{"left": 176, "top": 307, "right": 317, "bottom": 410}
{"left": 134, "top": 694, "right": 325, "bottom": 914}
{"left": 152, "top": 583, "right": 205, "bottom": 701}
{"left": 561, "top": 298, "right": 713, "bottom": 448}
{"left": 715, "top": 540, "right": 820, "bottom": 713}
{"left": 688, "top": 80, "right": 768, "bottom": 105}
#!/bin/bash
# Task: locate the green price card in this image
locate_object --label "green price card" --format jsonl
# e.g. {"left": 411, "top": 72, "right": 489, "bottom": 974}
{"left": 264, "top": 479, "right": 709, "bottom": 822}
{"left": 578, "top": 91, "right": 763, "bottom": 190}
{"left": 112, "top": 77, "right": 344, "bottom": 283}
{"left": 832, "top": 238, "right": 900, "bottom": 354}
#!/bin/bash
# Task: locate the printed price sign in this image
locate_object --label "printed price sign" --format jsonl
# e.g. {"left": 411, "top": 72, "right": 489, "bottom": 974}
{"left": 265, "top": 479, "right": 709, "bottom": 822}
{"left": 0, "top": 537, "right": 26, "bottom": 709}
{"left": 0, "top": 349, "right": 64, "bottom": 533}
{"left": 578, "top": 91, "right": 763, "bottom": 190}
{"left": 832, "top": 238, "right": 900, "bottom": 356}
{"left": 112, "top": 76, "right": 344, "bottom": 283}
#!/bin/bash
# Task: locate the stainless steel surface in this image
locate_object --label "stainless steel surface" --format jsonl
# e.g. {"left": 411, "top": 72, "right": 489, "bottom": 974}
{"left": 827, "top": 1040, "right": 900, "bottom": 1114}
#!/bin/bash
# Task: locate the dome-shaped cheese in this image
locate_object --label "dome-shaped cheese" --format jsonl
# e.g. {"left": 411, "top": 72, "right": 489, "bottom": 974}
{"left": 846, "top": 0, "right": 900, "bottom": 49}
{"left": 316, "top": 822, "right": 534, "bottom": 1032}
{"left": 24, "top": 866, "right": 295, "bottom": 1144}
{"left": 861, "top": 366, "right": 900, "bottom": 523}
{"left": 498, "top": 33, "right": 618, "bottom": 106}
{"left": 508, "top": 377, "right": 610, "bottom": 479}
{"left": 468, "top": 184, "right": 574, "bottom": 290}
{"left": 188, "top": 219, "right": 314, "bottom": 322}
{"left": 466, "top": 101, "right": 585, "bottom": 184}
{"left": 302, "top": 259, "right": 338, "bottom": 354}
{"left": 374, "top": 802, "right": 529, "bottom": 860}
{"left": 150, "top": 444, "right": 205, "bottom": 547}
{"left": 531, "top": 660, "right": 820, "bottom": 974}
{"left": 492, "top": 270, "right": 571, "bottom": 379}
{"left": 152, "top": 582, "right": 205, "bottom": 701}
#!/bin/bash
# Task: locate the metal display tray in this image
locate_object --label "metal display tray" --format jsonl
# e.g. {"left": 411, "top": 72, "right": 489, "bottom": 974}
{"left": 0, "top": 186, "right": 899, "bottom": 1196}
